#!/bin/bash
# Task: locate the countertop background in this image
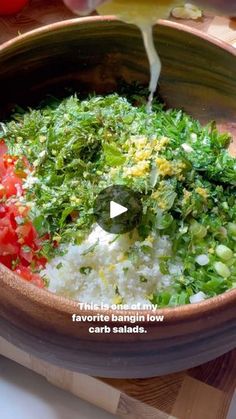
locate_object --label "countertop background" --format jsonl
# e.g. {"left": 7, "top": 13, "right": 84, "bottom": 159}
{"left": 0, "top": 356, "right": 115, "bottom": 419}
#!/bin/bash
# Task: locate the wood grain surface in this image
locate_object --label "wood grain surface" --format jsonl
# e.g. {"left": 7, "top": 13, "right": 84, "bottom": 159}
{"left": 1, "top": 336, "right": 236, "bottom": 418}
{"left": 0, "top": 0, "right": 75, "bottom": 43}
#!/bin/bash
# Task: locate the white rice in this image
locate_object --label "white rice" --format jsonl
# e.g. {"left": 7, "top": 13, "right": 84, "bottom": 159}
{"left": 43, "top": 224, "right": 182, "bottom": 306}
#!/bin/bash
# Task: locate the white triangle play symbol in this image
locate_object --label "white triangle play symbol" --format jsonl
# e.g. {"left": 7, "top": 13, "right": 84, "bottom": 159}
{"left": 110, "top": 201, "right": 128, "bottom": 219}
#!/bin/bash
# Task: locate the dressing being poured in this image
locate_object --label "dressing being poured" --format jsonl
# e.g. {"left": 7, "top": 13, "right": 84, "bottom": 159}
{"left": 97, "top": 0, "right": 181, "bottom": 110}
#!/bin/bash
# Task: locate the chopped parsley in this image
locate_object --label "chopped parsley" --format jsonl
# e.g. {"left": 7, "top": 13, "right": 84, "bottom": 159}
{"left": 79, "top": 266, "right": 93, "bottom": 275}
{"left": 1, "top": 92, "right": 236, "bottom": 306}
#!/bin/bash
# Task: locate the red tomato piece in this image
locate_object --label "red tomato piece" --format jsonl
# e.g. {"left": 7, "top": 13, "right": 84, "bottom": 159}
{"left": 0, "top": 242, "right": 19, "bottom": 256}
{"left": 15, "top": 265, "right": 44, "bottom": 288}
{"left": 20, "top": 247, "right": 33, "bottom": 263}
{"left": 0, "top": 141, "right": 8, "bottom": 177}
{"left": 0, "top": 217, "right": 17, "bottom": 240}
{"left": 0, "top": 184, "right": 6, "bottom": 199}
{"left": 3, "top": 154, "right": 18, "bottom": 170}
{"left": 0, "top": 0, "right": 29, "bottom": 15}
{"left": 3, "top": 209, "right": 18, "bottom": 230}
{"left": 11, "top": 204, "right": 29, "bottom": 219}
{"left": 34, "top": 255, "right": 48, "bottom": 269}
{"left": 15, "top": 265, "right": 32, "bottom": 281}
{"left": 0, "top": 145, "right": 47, "bottom": 288}
{"left": 0, "top": 228, "right": 19, "bottom": 254}
{"left": 16, "top": 221, "right": 37, "bottom": 246}
{"left": 2, "top": 174, "right": 23, "bottom": 198}
{"left": 30, "top": 273, "right": 45, "bottom": 288}
{"left": 0, "top": 162, "right": 6, "bottom": 177}
{"left": 0, "top": 205, "right": 7, "bottom": 218}
{"left": 0, "top": 255, "right": 15, "bottom": 269}
{"left": 0, "top": 140, "right": 8, "bottom": 156}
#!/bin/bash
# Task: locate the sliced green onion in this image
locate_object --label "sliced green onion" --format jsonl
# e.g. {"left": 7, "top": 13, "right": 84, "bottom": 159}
{"left": 228, "top": 223, "right": 236, "bottom": 237}
{"left": 214, "top": 261, "right": 231, "bottom": 278}
{"left": 190, "top": 221, "right": 207, "bottom": 239}
{"left": 215, "top": 245, "right": 233, "bottom": 261}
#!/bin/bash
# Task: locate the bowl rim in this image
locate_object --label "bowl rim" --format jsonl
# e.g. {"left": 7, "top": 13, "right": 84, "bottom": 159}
{"left": 0, "top": 15, "right": 236, "bottom": 321}
{"left": 0, "top": 14, "right": 236, "bottom": 56}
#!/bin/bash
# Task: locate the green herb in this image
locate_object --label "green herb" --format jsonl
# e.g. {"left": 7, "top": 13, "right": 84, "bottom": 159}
{"left": 103, "top": 143, "right": 126, "bottom": 166}
{"left": 81, "top": 240, "right": 99, "bottom": 256}
{"left": 21, "top": 245, "right": 31, "bottom": 253}
{"left": 79, "top": 266, "right": 92, "bottom": 275}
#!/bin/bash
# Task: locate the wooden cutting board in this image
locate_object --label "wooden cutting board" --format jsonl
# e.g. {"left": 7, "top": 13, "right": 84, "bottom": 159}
{"left": 1, "top": 336, "right": 236, "bottom": 418}
{"left": 0, "top": 1, "right": 236, "bottom": 418}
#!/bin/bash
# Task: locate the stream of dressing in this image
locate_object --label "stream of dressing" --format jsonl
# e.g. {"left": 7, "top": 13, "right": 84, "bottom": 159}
{"left": 97, "top": 0, "right": 180, "bottom": 111}
{"left": 140, "top": 24, "right": 161, "bottom": 112}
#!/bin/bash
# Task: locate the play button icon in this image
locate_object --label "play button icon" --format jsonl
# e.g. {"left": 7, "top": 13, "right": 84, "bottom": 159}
{"left": 110, "top": 201, "right": 128, "bottom": 219}
{"left": 94, "top": 185, "right": 142, "bottom": 234}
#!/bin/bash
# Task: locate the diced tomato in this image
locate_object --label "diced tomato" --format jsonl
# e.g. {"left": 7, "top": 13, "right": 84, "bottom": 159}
{"left": 0, "top": 0, "right": 29, "bottom": 16}
{"left": 34, "top": 255, "right": 48, "bottom": 269}
{"left": 16, "top": 222, "right": 38, "bottom": 248}
{"left": 11, "top": 204, "right": 29, "bottom": 219}
{"left": 0, "top": 205, "right": 7, "bottom": 218}
{"left": 0, "top": 163, "right": 5, "bottom": 177}
{"left": 0, "top": 211, "right": 17, "bottom": 230}
{"left": 0, "top": 254, "right": 14, "bottom": 269}
{"left": 0, "top": 203, "right": 46, "bottom": 288}
{"left": 3, "top": 154, "right": 18, "bottom": 170}
{"left": 2, "top": 174, "right": 23, "bottom": 198}
{"left": 14, "top": 265, "right": 44, "bottom": 288}
{"left": 0, "top": 140, "right": 8, "bottom": 156}
{"left": 20, "top": 248, "right": 33, "bottom": 263}
{"left": 15, "top": 265, "right": 33, "bottom": 281}
{"left": 0, "top": 141, "right": 47, "bottom": 288}
{"left": 41, "top": 233, "right": 50, "bottom": 241}
{"left": 0, "top": 185, "right": 6, "bottom": 199}
{"left": 53, "top": 239, "right": 60, "bottom": 248}
{"left": 0, "top": 242, "right": 19, "bottom": 256}
{"left": 0, "top": 141, "right": 8, "bottom": 177}
{"left": 0, "top": 224, "right": 19, "bottom": 253}
{"left": 30, "top": 273, "right": 45, "bottom": 288}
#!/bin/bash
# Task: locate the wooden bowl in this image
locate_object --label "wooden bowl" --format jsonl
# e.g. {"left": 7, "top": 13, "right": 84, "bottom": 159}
{"left": 0, "top": 16, "right": 236, "bottom": 378}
